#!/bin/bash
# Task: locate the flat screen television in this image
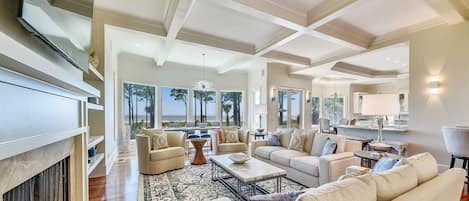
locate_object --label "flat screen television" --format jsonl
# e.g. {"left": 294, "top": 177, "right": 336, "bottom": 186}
{"left": 17, "top": 0, "right": 93, "bottom": 72}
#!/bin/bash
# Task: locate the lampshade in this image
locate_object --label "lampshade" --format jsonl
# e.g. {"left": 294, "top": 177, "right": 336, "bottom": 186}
{"left": 255, "top": 104, "right": 267, "bottom": 114}
{"left": 362, "top": 94, "right": 400, "bottom": 116}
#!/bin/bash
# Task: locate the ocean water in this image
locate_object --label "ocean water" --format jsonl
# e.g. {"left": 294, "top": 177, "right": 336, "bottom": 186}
{"left": 125, "top": 115, "right": 216, "bottom": 121}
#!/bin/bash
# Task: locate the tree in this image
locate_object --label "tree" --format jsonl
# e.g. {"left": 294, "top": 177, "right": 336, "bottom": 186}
{"left": 124, "top": 83, "right": 134, "bottom": 125}
{"left": 203, "top": 91, "right": 215, "bottom": 122}
{"left": 222, "top": 102, "right": 232, "bottom": 126}
{"left": 170, "top": 88, "right": 188, "bottom": 123}
{"left": 278, "top": 91, "right": 288, "bottom": 126}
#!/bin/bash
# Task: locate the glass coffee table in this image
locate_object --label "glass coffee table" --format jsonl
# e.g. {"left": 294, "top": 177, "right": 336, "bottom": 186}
{"left": 354, "top": 151, "right": 402, "bottom": 168}
{"left": 210, "top": 155, "right": 286, "bottom": 201}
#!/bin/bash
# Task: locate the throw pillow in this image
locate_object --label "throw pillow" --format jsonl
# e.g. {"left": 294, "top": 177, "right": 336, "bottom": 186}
{"left": 372, "top": 158, "right": 399, "bottom": 173}
{"left": 152, "top": 133, "right": 169, "bottom": 150}
{"left": 215, "top": 129, "right": 224, "bottom": 144}
{"left": 320, "top": 138, "right": 337, "bottom": 156}
{"left": 288, "top": 129, "right": 305, "bottom": 151}
{"left": 267, "top": 133, "right": 281, "bottom": 146}
{"left": 224, "top": 128, "right": 239, "bottom": 143}
{"left": 142, "top": 128, "right": 163, "bottom": 149}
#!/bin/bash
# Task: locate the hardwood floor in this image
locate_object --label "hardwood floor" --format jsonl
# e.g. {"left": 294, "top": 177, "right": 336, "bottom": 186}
{"left": 89, "top": 141, "right": 469, "bottom": 201}
{"left": 89, "top": 142, "right": 139, "bottom": 201}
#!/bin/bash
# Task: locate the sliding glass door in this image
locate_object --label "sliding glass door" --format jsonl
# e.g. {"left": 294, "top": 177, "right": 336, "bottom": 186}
{"left": 277, "top": 89, "right": 302, "bottom": 128}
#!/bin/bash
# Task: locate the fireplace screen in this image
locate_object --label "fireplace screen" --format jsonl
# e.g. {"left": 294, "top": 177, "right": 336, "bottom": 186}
{"left": 3, "top": 157, "right": 69, "bottom": 201}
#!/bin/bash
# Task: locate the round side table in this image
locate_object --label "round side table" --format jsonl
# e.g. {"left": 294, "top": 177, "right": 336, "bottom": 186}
{"left": 189, "top": 138, "right": 208, "bottom": 165}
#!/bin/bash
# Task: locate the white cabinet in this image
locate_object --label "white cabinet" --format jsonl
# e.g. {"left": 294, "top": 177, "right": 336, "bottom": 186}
{"left": 352, "top": 92, "right": 367, "bottom": 114}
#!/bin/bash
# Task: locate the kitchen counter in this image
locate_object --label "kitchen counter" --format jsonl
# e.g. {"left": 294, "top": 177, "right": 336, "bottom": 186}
{"left": 335, "top": 125, "right": 408, "bottom": 132}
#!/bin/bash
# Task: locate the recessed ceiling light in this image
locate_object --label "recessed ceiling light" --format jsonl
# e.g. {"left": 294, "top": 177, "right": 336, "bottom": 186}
{"left": 386, "top": 57, "right": 391, "bottom": 61}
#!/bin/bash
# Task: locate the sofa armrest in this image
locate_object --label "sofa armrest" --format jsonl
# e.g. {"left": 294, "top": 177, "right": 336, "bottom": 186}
{"left": 318, "top": 152, "right": 360, "bottom": 185}
{"left": 345, "top": 139, "right": 363, "bottom": 153}
{"left": 250, "top": 140, "right": 268, "bottom": 157}
{"left": 166, "top": 131, "right": 187, "bottom": 147}
{"left": 238, "top": 129, "right": 250, "bottom": 144}
{"left": 210, "top": 130, "right": 219, "bottom": 154}
{"left": 136, "top": 134, "right": 151, "bottom": 161}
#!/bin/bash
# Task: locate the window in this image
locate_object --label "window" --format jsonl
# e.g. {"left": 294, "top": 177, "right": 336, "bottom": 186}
{"left": 323, "top": 96, "right": 345, "bottom": 125}
{"left": 277, "top": 89, "right": 302, "bottom": 128}
{"left": 221, "top": 91, "right": 243, "bottom": 127}
{"left": 193, "top": 90, "right": 216, "bottom": 125}
{"left": 123, "top": 83, "right": 156, "bottom": 139}
{"left": 311, "top": 97, "right": 320, "bottom": 125}
{"left": 161, "top": 87, "right": 188, "bottom": 128}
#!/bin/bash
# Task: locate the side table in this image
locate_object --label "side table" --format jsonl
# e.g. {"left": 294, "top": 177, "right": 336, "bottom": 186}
{"left": 189, "top": 138, "right": 209, "bottom": 165}
{"left": 354, "top": 151, "right": 402, "bottom": 168}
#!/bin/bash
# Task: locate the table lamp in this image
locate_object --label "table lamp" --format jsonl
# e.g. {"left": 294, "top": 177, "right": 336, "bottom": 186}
{"left": 255, "top": 104, "right": 267, "bottom": 133}
{"left": 362, "top": 94, "right": 400, "bottom": 144}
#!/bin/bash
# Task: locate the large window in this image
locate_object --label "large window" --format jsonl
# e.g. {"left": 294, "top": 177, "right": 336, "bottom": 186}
{"left": 221, "top": 91, "right": 243, "bottom": 127}
{"left": 323, "top": 96, "right": 345, "bottom": 125}
{"left": 161, "top": 87, "right": 188, "bottom": 128}
{"left": 193, "top": 90, "right": 216, "bottom": 125}
{"left": 277, "top": 89, "right": 302, "bottom": 128}
{"left": 124, "top": 83, "right": 156, "bottom": 139}
{"left": 311, "top": 97, "right": 320, "bottom": 125}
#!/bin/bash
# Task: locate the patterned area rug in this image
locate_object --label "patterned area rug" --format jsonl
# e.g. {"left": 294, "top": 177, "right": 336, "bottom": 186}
{"left": 142, "top": 162, "right": 306, "bottom": 201}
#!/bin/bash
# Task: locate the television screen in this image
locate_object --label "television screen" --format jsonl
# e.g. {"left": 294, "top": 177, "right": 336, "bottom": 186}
{"left": 18, "top": 0, "right": 93, "bottom": 72}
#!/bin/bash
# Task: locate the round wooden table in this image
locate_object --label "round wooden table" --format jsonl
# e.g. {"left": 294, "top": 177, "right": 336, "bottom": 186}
{"left": 189, "top": 138, "right": 208, "bottom": 165}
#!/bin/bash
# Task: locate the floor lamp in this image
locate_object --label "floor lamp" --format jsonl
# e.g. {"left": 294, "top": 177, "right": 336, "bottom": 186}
{"left": 362, "top": 94, "right": 400, "bottom": 147}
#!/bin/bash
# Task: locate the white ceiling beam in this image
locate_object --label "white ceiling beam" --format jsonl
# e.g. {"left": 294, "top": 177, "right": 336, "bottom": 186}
{"left": 312, "top": 19, "right": 375, "bottom": 50}
{"left": 331, "top": 62, "right": 399, "bottom": 79}
{"left": 262, "top": 51, "right": 310, "bottom": 67}
{"left": 156, "top": 0, "right": 196, "bottom": 66}
{"left": 217, "top": 55, "right": 255, "bottom": 74}
{"left": 425, "top": 0, "right": 469, "bottom": 24}
{"left": 306, "top": 0, "right": 363, "bottom": 29}
{"left": 255, "top": 29, "right": 301, "bottom": 56}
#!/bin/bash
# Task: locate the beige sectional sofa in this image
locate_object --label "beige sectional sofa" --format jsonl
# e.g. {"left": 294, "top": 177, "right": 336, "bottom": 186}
{"left": 251, "top": 128, "right": 362, "bottom": 187}
{"left": 297, "top": 152, "right": 466, "bottom": 201}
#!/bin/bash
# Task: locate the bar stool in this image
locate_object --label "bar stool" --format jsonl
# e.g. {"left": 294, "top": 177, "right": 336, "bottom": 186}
{"left": 442, "top": 127, "right": 469, "bottom": 192}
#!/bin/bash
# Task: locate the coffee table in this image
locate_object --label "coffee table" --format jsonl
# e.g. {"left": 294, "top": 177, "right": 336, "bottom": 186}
{"left": 210, "top": 155, "right": 286, "bottom": 201}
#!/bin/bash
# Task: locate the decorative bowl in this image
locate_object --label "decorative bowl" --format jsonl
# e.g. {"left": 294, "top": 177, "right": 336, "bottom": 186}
{"left": 229, "top": 153, "right": 250, "bottom": 164}
{"left": 256, "top": 128, "right": 265, "bottom": 133}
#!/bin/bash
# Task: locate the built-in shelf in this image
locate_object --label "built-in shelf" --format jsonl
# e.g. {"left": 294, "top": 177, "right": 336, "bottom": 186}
{"left": 88, "top": 135, "right": 104, "bottom": 149}
{"left": 88, "top": 153, "right": 104, "bottom": 175}
{"left": 88, "top": 63, "right": 104, "bottom": 81}
{"left": 88, "top": 103, "right": 104, "bottom": 110}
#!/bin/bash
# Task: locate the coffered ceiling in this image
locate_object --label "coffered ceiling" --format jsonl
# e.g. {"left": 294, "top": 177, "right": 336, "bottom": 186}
{"left": 94, "top": 0, "right": 469, "bottom": 83}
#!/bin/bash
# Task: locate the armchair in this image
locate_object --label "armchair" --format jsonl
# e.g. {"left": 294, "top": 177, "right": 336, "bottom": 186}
{"left": 210, "top": 128, "right": 249, "bottom": 155}
{"left": 136, "top": 130, "right": 187, "bottom": 174}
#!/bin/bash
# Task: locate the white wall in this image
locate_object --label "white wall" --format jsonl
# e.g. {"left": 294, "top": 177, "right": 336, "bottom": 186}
{"left": 407, "top": 21, "right": 469, "bottom": 169}
{"left": 116, "top": 52, "right": 249, "bottom": 135}
{"left": 266, "top": 63, "right": 313, "bottom": 131}
{"left": 247, "top": 62, "right": 267, "bottom": 129}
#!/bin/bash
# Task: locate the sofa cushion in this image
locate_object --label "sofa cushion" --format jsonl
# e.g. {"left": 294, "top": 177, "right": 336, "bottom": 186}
{"left": 290, "top": 156, "right": 320, "bottom": 177}
{"left": 149, "top": 147, "right": 184, "bottom": 161}
{"left": 372, "top": 165, "right": 418, "bottom": 201}
{"left": 298, "top": 175, "right": 377, "bottom": 201}
{"left": 303, "top": 129, "right": 316, "bottom": 153}
{"left": 311, "top": 134, "right": 329, "bottom": 156}
{"left": 142, "top": 128, "right": 163, "bottom": 149}
{"left": 372, "top": 158, "right": 398, "bottom": 173}
{"left": 255, "top": 146, "right": 287, "bottom": 159}
{"left": 271, "top": 150, "right": 309, "bottom": 166}
{"left": 224, "top": 128, "right": 240, "bottom": 143}
{"left": 218, "top": 142, "right": 246, "bottom": 153}
{"left": 288, "top": 129, "right": 306, "bottom": 151}
{"left": 221, "top": 127, "right": 238, "bottom": 143}
{"left": 394, "top": 152, "right": 438, "bottom": 184}
{"left": 277, "top": 128, "right": 294, "bottom": 147}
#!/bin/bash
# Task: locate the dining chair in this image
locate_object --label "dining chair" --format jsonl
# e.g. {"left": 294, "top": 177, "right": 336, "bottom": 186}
{"left": 349, "top": 119, "right": 357, "bottom": 126}
{"left": 319, "top": 118, "right": 332, "bottom": 134}
{"left": 442, "top": 126, "right": 469, "bottom": 192}
{"left": 340, "top": 119, "right": 349, "bottom": 125}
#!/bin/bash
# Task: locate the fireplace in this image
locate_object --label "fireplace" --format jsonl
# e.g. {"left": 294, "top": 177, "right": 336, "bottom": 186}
{"left": 3, "top": 157, "right": 69, "bottom": 201}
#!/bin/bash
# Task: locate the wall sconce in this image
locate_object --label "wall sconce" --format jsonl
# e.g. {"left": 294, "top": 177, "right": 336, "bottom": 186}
{"left": 271, "top": 87, "right": 277, "bottom": 101}
{"left": 429, "top": 76, "right": 440, "bottom": 94}
{"left": 306, "top": 90, "right": 312, "bottom": 103}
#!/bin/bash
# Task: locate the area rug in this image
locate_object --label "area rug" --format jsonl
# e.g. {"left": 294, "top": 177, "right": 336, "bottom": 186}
{"left": 140, "top": 162, "right": 306, "bottom": 201}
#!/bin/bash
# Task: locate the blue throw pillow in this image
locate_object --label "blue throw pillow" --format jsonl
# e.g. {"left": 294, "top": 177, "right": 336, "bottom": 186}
{"left": 267, "top": 134, "right": 281, "bottom": 146}
{"left": 372, "top": 158, "right": 399, "bottom": 173}
{"left": 321, "top": 139, "right": 337, "bottom": 156}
